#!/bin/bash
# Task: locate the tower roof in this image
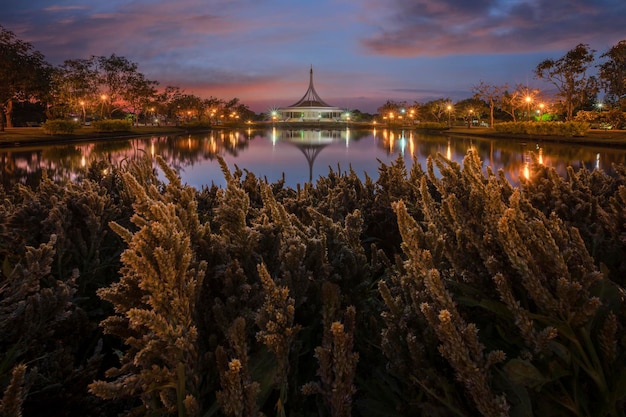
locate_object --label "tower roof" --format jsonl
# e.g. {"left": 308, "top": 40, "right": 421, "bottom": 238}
{"left": 288, "top": 67, "right": 333, "bottom": 108}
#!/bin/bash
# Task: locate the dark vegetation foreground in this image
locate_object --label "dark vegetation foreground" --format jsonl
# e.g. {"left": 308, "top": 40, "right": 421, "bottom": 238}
{"left": 1, "top": 150, "right": 626, "bottom": 417}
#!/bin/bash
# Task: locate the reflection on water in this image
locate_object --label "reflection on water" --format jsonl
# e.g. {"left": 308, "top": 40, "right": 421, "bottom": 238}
{"left": 1, "top": 128, "right": 625, "bottom": 190}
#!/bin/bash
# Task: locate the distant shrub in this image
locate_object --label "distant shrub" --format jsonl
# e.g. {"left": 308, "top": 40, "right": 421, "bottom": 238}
{"left": 92, "top": 119, "right": 132, "bottom": 132}
{"left": 180, "top": 120, "right": 212, "bottom": 129}
{"left": 414, "top": 122, "right": 448, "bottom": 130}
{"left": 42, "top": 119, "right": 79, "bottom": 135}
{"left": 494, "top": 121, "right": 589, "bottom": 137}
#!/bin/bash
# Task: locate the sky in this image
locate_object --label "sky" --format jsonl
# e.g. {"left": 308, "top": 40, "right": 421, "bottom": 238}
{"left": 2, "top": 0, "right": 625, "bottom": 113}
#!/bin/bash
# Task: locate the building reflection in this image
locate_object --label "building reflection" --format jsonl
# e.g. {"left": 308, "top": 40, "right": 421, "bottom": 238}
{"left": 279, "top": 129, "right": 346, "bottom": 183}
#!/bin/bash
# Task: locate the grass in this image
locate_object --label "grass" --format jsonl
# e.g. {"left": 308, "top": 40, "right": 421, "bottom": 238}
{"left": 0, "top": 125, "right": 196, "bottom": 147}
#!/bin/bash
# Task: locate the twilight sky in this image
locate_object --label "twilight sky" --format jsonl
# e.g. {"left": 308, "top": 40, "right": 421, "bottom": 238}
{"left": 3, "top": 0, "right": 624, "bottom": 113}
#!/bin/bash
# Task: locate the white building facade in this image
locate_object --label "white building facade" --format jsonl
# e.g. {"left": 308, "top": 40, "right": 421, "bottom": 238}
{"left": 276, "top": 68, "right": 345, "bottom": 122}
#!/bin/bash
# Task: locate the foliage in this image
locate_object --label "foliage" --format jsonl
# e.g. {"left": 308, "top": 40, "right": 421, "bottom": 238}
{"left": 91, "top": 119, "right": 132, "bottom": 132}
{"left": 42, "top": 119, "right": 80, "bottom": 135}
{"left": 575, "top": 109, "right": 626, "bottom": 130}
{"left": 535, "top": 44, "right": 598, "bottom": 120}
{"left": 379, "top": 150, "right": 626, "bottom": 417}
{"left": 414, "top": 122, "right": 448, "bottom": 130}
{"left": 598, "top": 40, "right": 626, "bottom": 109}
{"left": 0, "top": 25, "right": 52, "bottom": 130}
{"left": 89, "top": 156, "right": 209, "bottom": 417}
{"left": 2, "top": 149, "right": 626, "bottom": 417}
{"left": 180, "top": 120, "right": 212, "bottom": 129}
{"left": 493, "top": 121, "right": 590, "bottom": 136}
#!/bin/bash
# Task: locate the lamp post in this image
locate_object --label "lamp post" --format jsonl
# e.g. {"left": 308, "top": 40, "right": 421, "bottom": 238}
{"left": 538, "top": 103, "right": 544, "bottom": 121}
{"left": 79, "top": 100, "right": 86, "bottom": 125}
{"left": 100, "top": 94, "right": 107, "bottom": 119}
{"left": 447, "top": 105, "right": 452, "bottom": 127}
{"left": 525, "top": 96, "right": 532, "bottom": 121}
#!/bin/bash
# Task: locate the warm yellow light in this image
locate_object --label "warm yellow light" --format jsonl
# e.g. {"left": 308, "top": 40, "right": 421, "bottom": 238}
{"left": 523, "top": 163, "right": 530, "bottom": 180}
{"left": 101, "top": 94, "right": 107, "bottom": 101}
{"left": 525, "top": 96, "right": 531, "bottom": 103}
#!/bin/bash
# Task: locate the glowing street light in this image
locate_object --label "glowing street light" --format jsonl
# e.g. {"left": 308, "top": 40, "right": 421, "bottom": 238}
{"left": 525, "top": 96, "right": 532, "bottom": 121}
{"left": 79, "top": 100, "right": 86, "bottom": 124}
{"left": 100, "top": 94, "right": 107, "bottom": 119}
{"left": 447, "top": 104, "right": 452, "bottom": 127}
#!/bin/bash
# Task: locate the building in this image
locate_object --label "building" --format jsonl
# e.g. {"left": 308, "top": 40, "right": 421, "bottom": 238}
{"left": 275, "top": 67, "right": 346, "bottom": 122}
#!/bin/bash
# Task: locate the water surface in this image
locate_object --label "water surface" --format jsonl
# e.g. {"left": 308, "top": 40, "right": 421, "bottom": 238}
{"left": 1, "top": 128, "right": 625, "bottom": 190}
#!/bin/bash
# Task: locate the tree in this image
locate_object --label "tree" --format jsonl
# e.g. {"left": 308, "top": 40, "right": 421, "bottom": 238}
{"left": 455, "top": 97, "right": 488, "bottom": 127}
{"left": 124, "top": 72, "right": 158, "bottom": 125}
{"left": 473, "top": 82, "right": 506, "bottom": 127}
{"left": 534, "top": 43, "right": 597, "bottom": 120}
{"left": 94, "top": 54, "right": 157, "bottom": 119}
{"left": 376, "top": 100, "right": 405, "bottom": 123}
{"left": 421, "top": 98, "right": 453, "bottom": 123}
{"left": 598, "top": 39, "right": 626, "bottom": 109}
{"left": 49, "top": 58, "right": 99, "bottom": 120}
{"left": 0, "top": 25, "right": 52, "bottom": 130}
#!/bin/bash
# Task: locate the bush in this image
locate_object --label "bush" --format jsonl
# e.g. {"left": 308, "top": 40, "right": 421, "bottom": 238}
{"left": 414, "top": 121, "right": 448, "bottom": 130}
{"left": 181, "top": 120, "right": 212, "bottom": 129}
{"left": 92, "top": 119, "right": 132, "bottom": 132}
{"left": 494, "top": 121, "right": 590, "bottom": 136}
{"left": 42, "top": 119, "right": 79, "bottom": 135}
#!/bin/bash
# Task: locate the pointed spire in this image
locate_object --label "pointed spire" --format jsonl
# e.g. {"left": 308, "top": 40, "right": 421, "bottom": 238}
{"left": 288, "top": 67, "right": 332, "bottom": 108}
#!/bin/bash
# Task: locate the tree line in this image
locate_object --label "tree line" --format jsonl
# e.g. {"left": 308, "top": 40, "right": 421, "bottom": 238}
{"left": 378, "top": 41, "right": 625, "bottom": 128}
{"left": 1, "top": 24, "right": 625, "bottom": 130}
{"left": 0, "top": 25, "right": 256, "bottom": 131}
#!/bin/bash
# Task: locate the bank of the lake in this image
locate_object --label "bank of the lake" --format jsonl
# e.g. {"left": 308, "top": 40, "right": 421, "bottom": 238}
{"left": 446, "top": 126, "right": 626, "bottom": 147}
{"left": 0, "top": 125, "right": 199, "bottom": 148}
{"left": 2, "top": 123, "right": 626, "bottom": 148}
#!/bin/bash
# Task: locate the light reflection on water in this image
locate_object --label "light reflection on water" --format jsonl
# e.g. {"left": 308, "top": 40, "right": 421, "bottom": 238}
{"left": 1, "top": 128, "right": 625, "bottom": 190}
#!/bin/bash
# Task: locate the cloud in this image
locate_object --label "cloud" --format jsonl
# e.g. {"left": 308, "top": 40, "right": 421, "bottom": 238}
{"left": 359, "top": 0, "right": 626, "bottom": 56}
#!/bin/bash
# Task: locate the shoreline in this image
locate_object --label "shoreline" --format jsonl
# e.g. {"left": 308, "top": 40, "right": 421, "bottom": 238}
{"left": 2, "top": 124, "right": 626, "bottom": 148}
{"left": 443, "top": 127, "right": 626, "bottom": 147}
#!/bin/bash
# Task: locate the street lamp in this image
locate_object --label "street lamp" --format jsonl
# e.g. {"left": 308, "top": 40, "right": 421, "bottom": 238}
{"left": 447, "top": 105, "right": 452, "bottom": 127}
{"left": 79, "top": 100, "right": 86, "bottom": 125}
{"left": 525, "top": 96, "right": 532, "bottom": 121}
{"left": 100, "top": 94, "right": 107, "bottom": 119}
{"left": 538, "top": 103, "right": 544, "bottom": 121}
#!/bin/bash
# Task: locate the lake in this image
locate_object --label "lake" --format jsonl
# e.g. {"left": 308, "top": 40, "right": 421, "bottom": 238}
{"left": 1, "top": 127, "right": 625, "bottom": 190}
